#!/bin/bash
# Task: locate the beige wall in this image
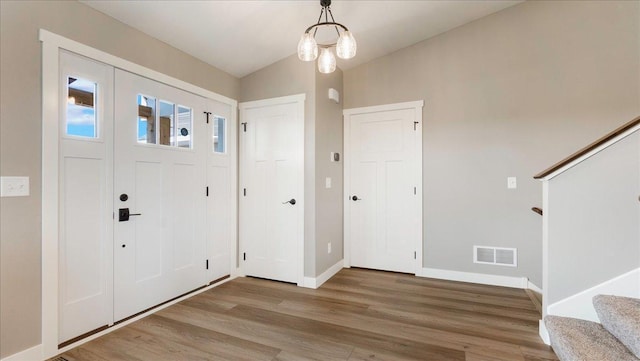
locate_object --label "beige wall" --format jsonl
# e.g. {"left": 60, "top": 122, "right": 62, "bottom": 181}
{"left": 343, "top": 0, "right": 640, "bottom": 286}
{"left": 0, "top": 0, "right": 239, "bottom": 358}
{"left": 239, "top": 55, "right": 345, "bottom": 278}
{"left": 314, "top": 68, "right": 344, "bottom": 274}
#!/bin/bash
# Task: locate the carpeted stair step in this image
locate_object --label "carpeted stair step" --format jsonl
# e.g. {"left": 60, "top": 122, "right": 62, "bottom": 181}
{"left": 544, "top": 315, "right": 639, "bottom": 361}
{"left": 593, "top": 295, "right": 640, "bottom": 358}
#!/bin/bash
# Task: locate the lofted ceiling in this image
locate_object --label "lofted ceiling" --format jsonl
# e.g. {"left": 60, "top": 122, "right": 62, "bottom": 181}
{"left": 81, "top": 0, "right": 522, "bottom": 78}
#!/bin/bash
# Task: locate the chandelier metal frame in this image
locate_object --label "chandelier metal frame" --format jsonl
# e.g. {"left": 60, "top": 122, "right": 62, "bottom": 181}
{"left": 303, "top": 0, "right": 349, "bottom": 49}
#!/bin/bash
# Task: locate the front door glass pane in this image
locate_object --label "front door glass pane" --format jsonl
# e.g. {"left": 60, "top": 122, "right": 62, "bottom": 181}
{"left": 177, "top": 106, "right": 192, "bottom": 149}
{"left": 137, "top": 94, "right": 156, "bottom": 144}
{"left": 66, "top": 77, "right": 97, "bottom": 138}
{"left": 213, "top": 116, "right": 225, "bottom": 153}
{"left": 159, "top": 100, "right": 175, "bottom": 146}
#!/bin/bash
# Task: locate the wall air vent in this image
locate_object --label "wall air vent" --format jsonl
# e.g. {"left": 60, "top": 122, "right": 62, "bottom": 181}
{"left": 474, "top": 246, "right": 517, "bottom": 267}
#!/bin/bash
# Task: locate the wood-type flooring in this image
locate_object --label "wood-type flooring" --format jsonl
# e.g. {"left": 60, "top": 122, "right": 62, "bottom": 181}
{"left": 51, "top": 268, "right": 558, "bottom": 361}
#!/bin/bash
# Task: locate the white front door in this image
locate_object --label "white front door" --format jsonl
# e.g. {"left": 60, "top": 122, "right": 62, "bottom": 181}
{"left": 58, "top": 51, "right": 114, "bottom": 343}
{"left": 205, "top": 99, "right": 236, "bottom": 282}
{"left": 113, "top": 69, "right": 208, "bottom": 321}
{"left": 344, "top": 102, "right": 423, "bottom": 274}
{"left": 239, "top": 95, "right": 305, "bottom": 284}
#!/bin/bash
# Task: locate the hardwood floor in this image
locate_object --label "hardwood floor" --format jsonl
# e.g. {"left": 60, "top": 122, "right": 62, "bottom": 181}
{"left": 52, "top": 268, "right": 558, "bottom": 361}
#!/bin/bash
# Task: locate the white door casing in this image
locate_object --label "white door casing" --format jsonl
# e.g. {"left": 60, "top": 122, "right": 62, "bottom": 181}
{"left": 58, "top": 51, "right": 114, "bottom": 343}
{"left": 239, "top": 94, "right": 305, "bottom": 285}
{"left": 344, "top": 101, "right": 423, "bottom": 274}
{"left": 113, "top": 69, "right": 208, "bottom": 321}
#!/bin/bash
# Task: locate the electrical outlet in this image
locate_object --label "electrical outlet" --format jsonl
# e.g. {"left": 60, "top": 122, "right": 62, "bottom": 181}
{"left": 507, "top": 177, "right": 517, "bottom": 189}
{"left": 1, "top": 176, "right": 29, "bottom": 197}
{"left": 328, "top": 242, "right": 332, "bottom": 254}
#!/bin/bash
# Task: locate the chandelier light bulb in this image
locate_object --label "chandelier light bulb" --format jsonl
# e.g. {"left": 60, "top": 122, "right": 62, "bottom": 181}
{"left": 297, "top": 33, "right": 318, "bottom": 61}
{"left": 336, "top": 30, "right": 357, "bottom": 59}
{"left": 318, "top": 47, "right": 337, "bottom": 74}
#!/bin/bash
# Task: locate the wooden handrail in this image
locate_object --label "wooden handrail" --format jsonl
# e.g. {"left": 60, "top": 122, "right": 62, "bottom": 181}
{"left": 531, "top": 207, "right": 543, "bottom": 216}
{"left": 534, "top": 116, "right": 640, "bottom": 179}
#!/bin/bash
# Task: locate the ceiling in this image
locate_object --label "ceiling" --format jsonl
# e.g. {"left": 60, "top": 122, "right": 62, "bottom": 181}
{"left": 81, "top": 0, "right": 522, "bottom": 78}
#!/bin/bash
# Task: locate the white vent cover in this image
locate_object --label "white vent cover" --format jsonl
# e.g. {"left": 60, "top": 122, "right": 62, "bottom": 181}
{"left": 474, "top": 246, "right": 517, "bottom": 267}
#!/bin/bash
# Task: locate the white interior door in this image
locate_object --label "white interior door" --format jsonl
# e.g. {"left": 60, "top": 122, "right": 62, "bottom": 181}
{"left": 58, "top": 51, "right": 114, "bottom": 343}
{"left": 113, "top": 69, "right": 208, "bottom": 321}
{"left": 239, "top": 95, "right": 304, "bottom": 284}
{"left": 345, "top": 102, "right": 423, "bottom": 274}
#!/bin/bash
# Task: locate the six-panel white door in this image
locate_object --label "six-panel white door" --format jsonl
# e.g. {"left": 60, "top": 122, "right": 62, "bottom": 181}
{"left": 239, "top": 95, "right": 304, "bottom": 284}
{"left": 345, "top": 104, "right": 422, "bottom": 274}
{"left": 113, "top": 69, "right": 208, "bottom": 321}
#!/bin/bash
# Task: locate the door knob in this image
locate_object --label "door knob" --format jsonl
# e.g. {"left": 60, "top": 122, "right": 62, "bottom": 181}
{"left": 283, "top": 198, "right": 296, "bottom": 205}
{"left": 352, "top": 195, "right": 362, "bottom": 201}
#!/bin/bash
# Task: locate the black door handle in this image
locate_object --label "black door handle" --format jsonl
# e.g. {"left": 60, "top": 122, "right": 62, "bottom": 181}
{"left": 352, "top": 195, "right": 362, "bottom": 201}
{"left": 283, "top": 199, "right": 296, "bottom": 205}
{"left": 119, "top": 208, "right": 142, "bottom": 222}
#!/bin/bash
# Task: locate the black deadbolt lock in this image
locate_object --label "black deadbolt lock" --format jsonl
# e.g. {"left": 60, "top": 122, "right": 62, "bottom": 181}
{"left": 120, "top": 193, "right": 128, "bottom": 202}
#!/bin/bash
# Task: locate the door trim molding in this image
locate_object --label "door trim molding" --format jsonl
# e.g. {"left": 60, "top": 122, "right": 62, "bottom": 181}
{"left": 239, "top": 93, "right": 306, "bottom": 110}
{"left": 40, "top": 29, "right": 238, "bottom": 359}
{"left": 239, "top": 93, "right": 306, "bottom": 287}
{"left": 343, "top": 100, "right": 424, "bottom": 274}
{"left": 343, "top": 100, "right": 424, "bottom": 117}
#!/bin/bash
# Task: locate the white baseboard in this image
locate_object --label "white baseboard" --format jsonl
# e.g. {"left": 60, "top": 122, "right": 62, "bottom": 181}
{"left": 539, "top": 319, "right": 551, "bottom": 345}
{"left": 302, "top": 259, "right": 344, "bottom": 289}
{"left": 416, "top": 267, "right": 528, "bottom": 289}
{"left": 527, "top": 280, "right": 543, "bottom": 294}
{"left": 1, "top": 344, "right": 43, "bottom": 361}
{"left": 547, "top": 267, "right": 640, "bottom": 323}
{"left": 233, "top": 267, "right": 245, "bottom": 278}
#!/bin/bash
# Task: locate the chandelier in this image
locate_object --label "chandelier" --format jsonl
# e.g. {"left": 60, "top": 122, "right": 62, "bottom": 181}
{"left": 297, "top": 0, "right": 357, "bottom": 74}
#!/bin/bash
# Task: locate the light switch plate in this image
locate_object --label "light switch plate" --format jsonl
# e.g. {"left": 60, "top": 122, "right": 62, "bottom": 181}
{"left": 1, "top": 176, "right": 30, "bottom": 197}
{"left": 507, "top": 177, "right": 517, "bottom": 189}
{"left": 325, "top": 177, "right": 332, "bottom": 189}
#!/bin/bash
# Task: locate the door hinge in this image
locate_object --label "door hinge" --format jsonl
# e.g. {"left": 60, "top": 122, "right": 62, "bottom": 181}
{"left": 204, "top": 111, "right": 211, "bottom": 124}
{"left": 206, "top": 259, "right": 209, "bottom": 269}
{"left": 413, "top": 121, "right": 419, "bottom": 131}
{"left": 243, "top": 252, "right": 246, "bottom": 261}
{"left": 414, "top": 186, "right": 417, "bottom": 195}
{"left": 414, "top": 251, "right": 417, "bottom": 259}
{"left": 206, "top": 186, "right": 209, "bottom": 197}
{"left": 243, "top": 188, "right": 247, "bottom": 196}
{"left": 241, "top": 122, "right": 247, "bottom": 132}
